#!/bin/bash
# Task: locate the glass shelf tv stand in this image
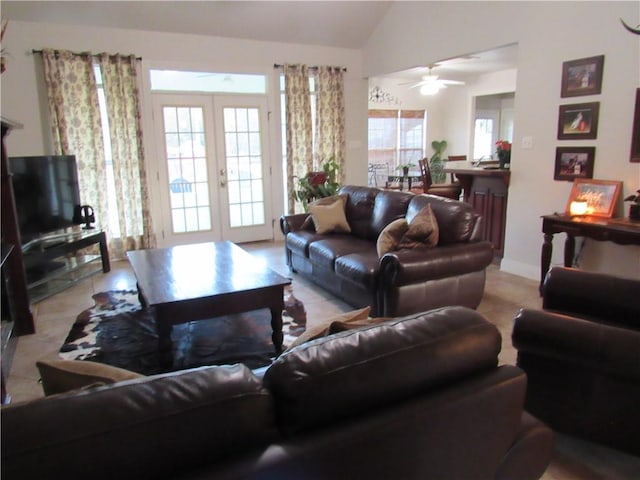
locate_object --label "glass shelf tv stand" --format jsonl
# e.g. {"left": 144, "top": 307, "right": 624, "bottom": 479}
{"left": 22, "top": 229, "right": 110, "bottom": 303}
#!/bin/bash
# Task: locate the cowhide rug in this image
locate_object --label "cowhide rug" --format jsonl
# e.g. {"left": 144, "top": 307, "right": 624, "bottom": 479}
{"left": 59, "top": 288, "right": 306, "bottom": 375}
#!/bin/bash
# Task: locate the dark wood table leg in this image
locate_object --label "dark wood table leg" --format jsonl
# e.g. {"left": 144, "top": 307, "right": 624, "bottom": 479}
{"left": 270, "top": 306, "right": 284, "bottom": 355}
{"left": 540, "top": 232, "right": 554, "bottom": 294}
{"left": 564, "top": 234, "right": 576, "bottom": 267}
{"left": 155, "top": 311, "right": 174, "bottom": 366}
{"left": 98, "top": 232, "right": 111, "bottom": 272}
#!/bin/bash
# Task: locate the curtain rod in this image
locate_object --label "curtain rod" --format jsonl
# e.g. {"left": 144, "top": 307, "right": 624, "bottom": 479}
{"left": 274, "top": 63, "right": 347, "bottom": 72}
{"left": 32, "top": 49, "right": 142, "bottom": 61}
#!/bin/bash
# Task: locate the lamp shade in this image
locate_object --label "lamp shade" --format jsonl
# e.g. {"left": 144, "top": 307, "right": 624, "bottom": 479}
{"left": 570, "top": 199, "right": 589, "bottom": 216}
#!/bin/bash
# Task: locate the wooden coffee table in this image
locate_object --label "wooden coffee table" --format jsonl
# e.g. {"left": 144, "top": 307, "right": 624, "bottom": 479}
{"left": 126, "top": 241, "right": 291, "bottom": 364}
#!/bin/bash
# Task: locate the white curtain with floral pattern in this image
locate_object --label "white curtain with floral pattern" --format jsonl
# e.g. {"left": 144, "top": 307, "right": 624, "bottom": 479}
{"left": 41, "top": 49, "right": 155, "bottom": 259}
{"left": 315, "top": 66, "right": 345, "bottom": 183}
{"left": 284, "top": 64, "right": 312, "bottom": 214}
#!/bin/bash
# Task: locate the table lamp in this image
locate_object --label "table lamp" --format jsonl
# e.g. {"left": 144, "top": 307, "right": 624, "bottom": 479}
{"left": 569, "top": 198, "right": 589, "bottom": 216}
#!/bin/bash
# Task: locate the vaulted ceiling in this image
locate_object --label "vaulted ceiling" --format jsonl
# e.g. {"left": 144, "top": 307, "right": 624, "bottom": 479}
{"left": 2, "top": 1, "right": 393, "bottom": 49}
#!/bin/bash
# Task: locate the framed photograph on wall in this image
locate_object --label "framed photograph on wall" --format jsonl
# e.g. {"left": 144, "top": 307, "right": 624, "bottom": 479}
{"left": 561, "top": 55, "right": 604, "bottom": 98}
{"left": 554, "top": 147, "right": 595, "bottom": 181}
{"left": 557, "top": 102, "right": 599, "bottom": 140}
{"left": 565, "top": 179, "right": 621, "bottom": 218}
{"left": 631, "top": 88, "right": 640, "bottom": 162}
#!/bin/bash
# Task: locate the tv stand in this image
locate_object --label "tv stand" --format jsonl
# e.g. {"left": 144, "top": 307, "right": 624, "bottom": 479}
{"left": 23, "top": 230, "right": 110, "bottom": 303}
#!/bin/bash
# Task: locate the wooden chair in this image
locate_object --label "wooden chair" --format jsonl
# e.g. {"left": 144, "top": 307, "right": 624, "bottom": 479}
{"left": 410, "top": 158, "right": 462, "bottom": 200}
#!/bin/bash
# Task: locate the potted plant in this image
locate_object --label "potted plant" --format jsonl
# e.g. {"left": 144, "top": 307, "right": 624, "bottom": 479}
{"left": 396, "top": 163, "right": 416, "bottom": 176}
{"left": 624, "top": 189, "right": 640, "bottom": 220}
{"left": 496, "top": 140, "right": 511, "bottom": 169}
{"left": 429, "top": 140, "right": 447, "bottom": 184}
{"left": 292, "top": 157, "right": 341, "bottom": 211}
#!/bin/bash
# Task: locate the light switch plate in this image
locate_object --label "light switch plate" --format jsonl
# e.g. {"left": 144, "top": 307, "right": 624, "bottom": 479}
{"left": 521, "top": 136, "right": 533, "bottom": 149}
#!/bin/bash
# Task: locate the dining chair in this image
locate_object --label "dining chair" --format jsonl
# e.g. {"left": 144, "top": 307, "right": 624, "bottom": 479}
{"left": 410, "top": 158, "right": 462, "bottom": 200}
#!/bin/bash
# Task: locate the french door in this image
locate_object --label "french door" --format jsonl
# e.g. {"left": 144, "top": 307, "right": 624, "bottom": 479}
{"left": 152, "top": 94, "right": 273, "bottom": 246}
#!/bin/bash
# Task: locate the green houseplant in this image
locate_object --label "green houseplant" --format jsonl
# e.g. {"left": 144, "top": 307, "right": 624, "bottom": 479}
{"left": 396, "top": 163, "right": 416, "bottom": 176}
{"left": 292, "top": 157, "right": 341, "bottom": 212}
{"left": 429, "top": 140, "right": 447, "bottom": 184}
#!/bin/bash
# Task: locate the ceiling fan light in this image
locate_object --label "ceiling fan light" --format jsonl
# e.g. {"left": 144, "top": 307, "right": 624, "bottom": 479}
{"left": 420, "top": 84, "right": 440, "bottom": 95}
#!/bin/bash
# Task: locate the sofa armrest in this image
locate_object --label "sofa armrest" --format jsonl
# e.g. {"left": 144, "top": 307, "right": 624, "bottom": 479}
{"left": 280, "top": 213, "right": 311, "bottom": 235}
{"left": 512, "top": 308, "right": 640, "bottom": 382}
{"left": 495, "top": 412, "right": 554, "bottom": 480}
{"left": 543, "top": 267, "right": 640, "bottom": 329}
{"left": 379, "top": 241, "right": 494, "bottom": 286}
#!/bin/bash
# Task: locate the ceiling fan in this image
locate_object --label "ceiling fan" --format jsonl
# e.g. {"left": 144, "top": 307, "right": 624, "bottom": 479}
{"left": 401, "top": 65, "right": 465, "bottom": 95}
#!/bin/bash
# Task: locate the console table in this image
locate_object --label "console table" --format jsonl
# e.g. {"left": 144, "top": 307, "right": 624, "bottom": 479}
{"left": 540, "top": 214, "right": 640, "bottom": 292}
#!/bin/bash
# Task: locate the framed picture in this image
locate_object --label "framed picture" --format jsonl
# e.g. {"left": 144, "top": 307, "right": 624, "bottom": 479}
{"left": 554, "top": 147, "right": 595, "bottom": 181}
{"left": 565, "top": 179, "right": 622, "bottom": 218}
{"left": 631, "top": 88, "right": 640, "bottom": 163}
{"left": 561, "top": 55, "right": 604, "bottom": 98}
{"left": 557, "top": 102, "right": 599, "bottom": 140}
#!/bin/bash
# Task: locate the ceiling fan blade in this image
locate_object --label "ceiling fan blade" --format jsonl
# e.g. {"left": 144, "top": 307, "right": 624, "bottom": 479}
{"left": 439, "top": 79, "right": 465, "bottom": 85}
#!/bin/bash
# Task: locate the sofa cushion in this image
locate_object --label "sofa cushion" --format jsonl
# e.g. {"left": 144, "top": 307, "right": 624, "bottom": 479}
{"left": 339, "top": 185, "right": 378, "bottom": 239}
{"left": 263, "top": 306, "right": 501, "bottom": 436}
{"left": 36, "top": 359, "right": 143, "bottom": 396}
{"left": 308, "top": 196, "right": 351, "bottom": 234}
{"left": 370, "top": 189, "right": 413, "bottom": 239}
{"left": 286, "top": 230, "right": 327, "bottom": 258}
{"left": 309, "top": 236, "right": 371, "bottom": 270}
{"left": 285, "top": 307, "right": 371, "bottom": 350}
{"left": 407, "top": 195, "right": 478, "bottom": 245}
{"left": 398, "top": 204, "right": 439, "bottom": 248}
{"left": 334, "top": 251, "right": 381, "bottom": 288}
{"left": 377, "top": 218, "right": 410, "bottom": 257}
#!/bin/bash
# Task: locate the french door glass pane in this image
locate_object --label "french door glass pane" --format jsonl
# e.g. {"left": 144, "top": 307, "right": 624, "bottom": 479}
{"left": 162, "top": 106, "right": 212, "bottom": 234}
{"left": 223, "top": 107, "right": 265, "bottom": 228}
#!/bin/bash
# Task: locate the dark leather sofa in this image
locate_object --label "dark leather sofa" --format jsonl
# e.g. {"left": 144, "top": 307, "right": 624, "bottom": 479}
{"left": 512, "top": 267, "right": 640, "bottom": 456}
{"left": 280, "top": 185, "right": 494, "bottom": 316}
{"left": 3, "top": 306, "right": 553, "bottom": 479}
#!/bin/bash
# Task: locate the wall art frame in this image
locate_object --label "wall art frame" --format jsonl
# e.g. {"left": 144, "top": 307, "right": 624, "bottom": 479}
{"left": 631, "top": 88, "right": 640, "bottom": 162}
{"left": 554, "top": 146, "right": 595, "bottom": 181}
{"left": 557, "top": 102, "right": 599, "bottom": 140}
{"left": 560, "top": 55, "right": 604, "bottom": 98}
{"left": 565, "top": 178, "right": 621, "bottom": 218}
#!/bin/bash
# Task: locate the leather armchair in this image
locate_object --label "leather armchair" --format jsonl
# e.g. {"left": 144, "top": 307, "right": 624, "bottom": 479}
{"left": 512, "top": 267, "right": 640, "bottom": 456}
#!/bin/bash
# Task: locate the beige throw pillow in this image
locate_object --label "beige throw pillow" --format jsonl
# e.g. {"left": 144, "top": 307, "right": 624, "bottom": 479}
{"left": 301, "top": 194, "right": 347, "bottom": 230}
{"left": 36, "top": 359, "right": 144, "bottom": 396}
{"left": 308, "top": 196, "right": 351, "bottom": 235}
{"left": 376, "top": 218, "right": 410, "bottom": 257}
{"left": 286, "top": 306, "right": 371, "bottom": 350}
{"left": 398, "top": 204, "right": 439, "bottom": 249}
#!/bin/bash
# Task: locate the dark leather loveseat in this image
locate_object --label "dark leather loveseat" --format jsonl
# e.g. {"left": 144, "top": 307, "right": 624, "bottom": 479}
{"left": 3, "top": 306, "right": 553, "bottom": 479}
{"left": 512, "top": 267, "right": 640, "bottom": 456}
{"left": 280, "top": 185, "right": 494, "bottom": 316}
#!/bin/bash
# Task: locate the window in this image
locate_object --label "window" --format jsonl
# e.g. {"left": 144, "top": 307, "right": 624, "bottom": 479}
{"left": 473, "top": 117, "right": 494, "bottom": 160}
{"left": 367, "top": 109, "right": 426, "bottom": 185}
{"left": 149, "top": 70, "right": 267, "bottom": 94}
{"left": 94, "top": 64, "right": 120, "bottom": 237}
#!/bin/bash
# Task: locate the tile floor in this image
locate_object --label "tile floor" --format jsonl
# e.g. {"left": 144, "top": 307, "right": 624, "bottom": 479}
{"left": 5, "top": 240, "right": 640, "bottom": 478}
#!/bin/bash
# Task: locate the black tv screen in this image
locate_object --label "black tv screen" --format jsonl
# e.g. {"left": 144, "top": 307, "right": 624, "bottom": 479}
{"left": 9, "top": 155, "right": 82, "bottom": 244}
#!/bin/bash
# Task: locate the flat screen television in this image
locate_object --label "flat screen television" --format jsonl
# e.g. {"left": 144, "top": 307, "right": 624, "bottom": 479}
{"left": 9, "top": 155, "right": 83, "bottom": 245}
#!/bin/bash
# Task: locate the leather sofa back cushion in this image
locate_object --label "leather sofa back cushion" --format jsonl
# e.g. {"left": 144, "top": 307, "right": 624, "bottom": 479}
{"left": 407, "top": 195, "right": 478, "bottom": 244}
{"left": 1, "top": 364, "right": 277, "bottom": 480}
{"left": 263, "top": 306, "right": 501, "bottom": 436}
{"left": 339, "top": 185, "right": 380, "bottom": 239}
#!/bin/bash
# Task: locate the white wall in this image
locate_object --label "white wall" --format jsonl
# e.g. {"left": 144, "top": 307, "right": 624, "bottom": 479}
{"left": 1, "top": 21, "right": 369, "bottom": 241}
{"left": 365, "top": 1, "right": 640, "bottom": 281}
